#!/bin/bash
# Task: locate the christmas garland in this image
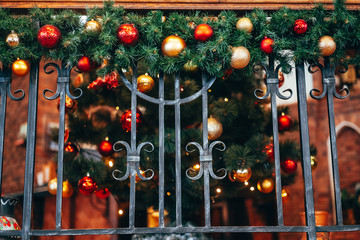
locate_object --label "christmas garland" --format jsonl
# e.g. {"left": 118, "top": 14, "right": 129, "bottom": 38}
{"left": 1, "top": 0, "right": 360, "bottom": 77}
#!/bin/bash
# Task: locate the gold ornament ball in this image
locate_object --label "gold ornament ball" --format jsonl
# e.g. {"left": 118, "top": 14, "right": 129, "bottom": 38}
{"left": 207, "top": 116, "right": 223, "bottom": 140}
{"left": 48, "top": 178, "right": 58, "bottom": 195}
{"left": 12, "top": 58, "right": 30, "bottom": 77}
{"left": 234, "top": 167, "right": 252, "bottom": 182}
{"left": 311, "top": 155, "right": 317, "bottom": 170}
{"left": 6, "top": 31, "right": 20, "bottom": 48}
{"left": 161, "top": 35, "right": 186, "bottom": 57}
{"left": 84, "top": 19, "right": 102, "bottom": 34}
{"left": 318, "top": 36, "right": 336, "bottom": 56}
{"left": 257, "top": 178, "right": 274, "bottom": 193}
{"left": 230, "top": 46, "right": 250, "bottom": 69}
{"left": 137, "top": 74, "right": 155, "bottom": 93}
{"left": 236, "top": 17, "right": 253, "bottom": 33}
{"left": 183, "top": 60, "right": 198, "bottom": 72}
{"left": 62, "top": 180, "right": 74, "bottom": 198}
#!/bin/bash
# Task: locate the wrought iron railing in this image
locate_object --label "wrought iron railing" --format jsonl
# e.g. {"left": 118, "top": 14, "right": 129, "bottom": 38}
{"left": 0, "top": 57, "right": 358, "bottom": 240}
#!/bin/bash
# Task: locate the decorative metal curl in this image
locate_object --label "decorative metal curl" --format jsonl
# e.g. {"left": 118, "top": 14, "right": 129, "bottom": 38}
{"left": 43, "top": 62, "right": 83, "bottom": 100}
{"left": 0, "top": 66, "right": 25, "bottom": 101}
{"left": 112, "top": 141, "right": 155, "bottom": 182}
{"left": 309, "top": 58, "right": 350, "bottom": 100}
{"left": 185, "top": 141, "right": 227, "bottom": 181}
{"left": 253, "top": 63, "right": 293, "bottom": 100}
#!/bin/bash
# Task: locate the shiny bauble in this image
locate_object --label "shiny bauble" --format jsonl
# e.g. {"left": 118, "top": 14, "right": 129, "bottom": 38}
{"left": 260, "top": 37, "right": 274, "bottom": 54}
{"left": 318, "top": 36, "right": 336, "bottom": 56}
{"left": 206, "top": 116, "right": 223, "bottom": 140}
{"left": 48, "top": 178, "right": 58, "bottom": 195}
{"left": 161, "top": 35, "right": 186, "bottom": 57}
{"left": 236, "top": 17, "right": 253, "bottom": 33}
{"left": 95, "top": 188, "right": 111, "bottom": 199}
{"left": 137, "top": 74, "right": 155, "bottom": 93}
{"left": 293, "top": 19, "right": 308, "bottom": 35}
{"left": 234, "top": 167, "right": 252, "bottom": 182}
{"left": 98, "top": 140, "right": 114, "bottom": 157}
{"left": 120, "top": 109, "right": 143, "bottom": 132}
{"left": 183, "top": 60, "right": 198, "bottom": 72}
{"left": 77, "top": 56, "right": 94, "bottom": 72}
{"left": 278, "top": 70, "right": 285, "bottom": 88}
{"left": 64, "top": 142, "right": 79, "bottom": 160}
{"left": 194, "top": 23, "right": 213, "bottom": 42}
{"left": 281, "top": 159, "right": 298, "bottom": 174}
{"left": 84, "top": 19, "right": 102, "bottom": 34}
{"left": 230, "top": 46, "right": 250, "bottom": 69}
{"left": 12, "top": 59, "right": 30, "bottom": 76}
{"left": 78, "top": 176, "right": 97, "bottom": 195}
{"left": 264, "top": 143, "right": 274, "bottom": 162}
{"left": 62, "top": 180, "right": 74, "bottom": 198}
{"left": 116, "top": 24, "right": 139, "bottom": 46}
{"left": 6, "top": 31, "right": 20, "bottom": 48}
{"left": 257, "top": 178, "right": 274, "bottom": 193}
{"left": 311, "top": 155, "right": 317, "bottom": 170}
{"left": 37, "top": 25, "right": 62, "bottom": 49}
{"left": 278, "top": 114, "right": 293, "bottom": 132}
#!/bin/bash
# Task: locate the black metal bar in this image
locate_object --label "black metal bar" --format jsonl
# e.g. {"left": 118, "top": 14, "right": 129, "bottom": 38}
{"left": 22, "top": 61, "right": 40, "bottom": 240}
{"left": 158, "top": 72, "right": 165, "bottom": 228}
{"left": 0, "top": 71, "right": 8, "bottom": 198}
{"left": 174, "top": 72, "right": 182, "bottom": 227}
{"left": 295, "top": 62, "right": 316, "bottom": 240}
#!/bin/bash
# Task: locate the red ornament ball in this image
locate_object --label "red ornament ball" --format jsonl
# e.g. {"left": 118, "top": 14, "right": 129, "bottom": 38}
{"left": 293, "top": 19, "right": 308, "bottom": 35}
{"left": 260, "top": 37, "right": 274, "bottom": 54}
{"left": 37, "top": 25, "right": 62, "bottom": 49}
{"left": 264, "top": 143, "right": 274, "bottom": 162}
{"left": 194, "top": 23, "right": 213, "bottom": 42}
{"left": 98, "top": 140, "right": 114, "bottom": 157}
{"left": 278, "top": 114, "right": 293, "bottom": 131}
{"left": 116, "top": 24, "right": 139, "bottom": 46}
{"left": 120, "top": 109, "right": 142, "bottom": 132}
{"left": 95, "top": 188, "right": 111, "bottom": 199}
{"left": 78, "top": 176, "right": 97, "bottom": 195}
{"left": 281, "top": 159, "right": 298, "bottom": 174}
{"left": 77, "top": 56, "right": 94, "bottom": 72}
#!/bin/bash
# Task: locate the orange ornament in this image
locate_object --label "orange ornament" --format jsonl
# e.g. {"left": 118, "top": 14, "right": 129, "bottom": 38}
{"left": 137, "top": 74, "right": 155, "bottom": 93}
{"left": 12, "top": 59, "right": 30, "bottom": 76}
{"left": 318, "top": 36, "right": 336, "bottom": 56}
{"left": 161, "top": 35, "right": 186, "bottom": 57}
{"left": 194, "top": 23, "right": 213, "bottom": 42}
{"left": 257, "top": 178, "right": 274, "bottom": 193}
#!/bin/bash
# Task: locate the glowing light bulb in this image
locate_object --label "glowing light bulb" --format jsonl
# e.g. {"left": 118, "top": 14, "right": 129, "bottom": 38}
{"left": 250, "top": 186, "right": 255, "bottom": 191}
{"left": 216, "top": 188, "right": 222, "bottom": 194}
{"left": 224, "top": 98, "right": 229, "bottom": 102}
{"left": 108, "top": 160, "right": 114, "bottom": 167}
{"left": 244, "top": 181, "right": 249, "bottom": 186}
{"left": 118, "top": 209, "right": 124, "bottom": 215}
{"left": 193, "top": 164, "right": 200, "bottom": 170}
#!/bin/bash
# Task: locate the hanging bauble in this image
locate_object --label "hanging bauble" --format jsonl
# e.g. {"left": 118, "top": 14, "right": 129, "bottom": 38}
{"left": 236, "top": 17, "right": 253, "bottom": 33}
{"left": 207, "top": 116, "right": 223, "bottom": 140}
{"left": 161, "top": 35, "right": 186, "bottom": 57}
{"left": 95, "top": 188, "right": 111, "bottom": 199}
{"left": 84, "top": 19, "right": 102, "bottom": 34}
{"left": 6, "top": 31, "right": 20, "bottom": 48}
{"left": 311, "top": 155, "right": 317, "bottom": 170}
{"left": 120, "top": 109, "right": 143, "bottom": 132}
{"left": 257, "top": 178, "right": 274, "bottom": 193}
{"left": 77, "top": 56, "right": 94, "bottom": 72}
{"left": 278, "top": 70, "right": 285, "bottom": 87}
{"left": 281, "top": 159, "right": 298, "bottom": 174}
{"left": 183, "top": 60, "right": 198, "bottom": 72}
{"left": 137, "top": 74, "right": 155, "bottom": 93}
{"left": 78, "top": 176, "right": 97, "bottom": 195}
{"left": 194, "top": 23, "right": 213, "bottom": 42}
{"left": 260, "top": 37, "right": 274, "bottom": 54}
{"left": 98, "top": 140, "right": 114, "bottom": 157}
{"left": 281, "top": 188, "right": 290, "bottom": 203}
{"left": 278, "top": 113, "right": 293, "bottom": 132}
{"left": 37, "top": 25, "right": 62, "bottom": 49}
{"left": 116, "top": 24, "right": 139, "bottom": 46}
{"left": 264, "top": 143, "right": 274, "bottom": 162}
{"left": 12, "top": 59, "right": 30, "bottom": 77}
{"left": 62, "top": 180, "right": 74, "bottom": 198}
{"left": 293, "top": 19, "right": 308, "bottom": 35}
{"left": 230, "top": 46, "right": 250, "bottom": 69}
{"left": 64, "top": 142, "right": 79, "bottom": 159}
{"left": 48, "top": 178, "right": 58, "bottom": 195}
{"left": 318, "top": 36, "right": 336, "bottom": 56}
{"left": 233, "top": 166, "right": 252, "bottom": 182}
